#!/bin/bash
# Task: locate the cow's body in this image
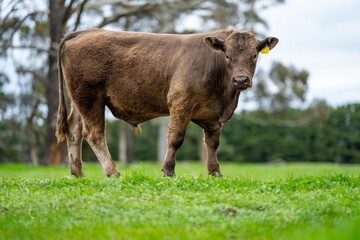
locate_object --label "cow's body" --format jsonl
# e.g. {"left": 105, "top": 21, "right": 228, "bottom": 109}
{"left": 56, "top": 28, "right": 278, "bottom": 177}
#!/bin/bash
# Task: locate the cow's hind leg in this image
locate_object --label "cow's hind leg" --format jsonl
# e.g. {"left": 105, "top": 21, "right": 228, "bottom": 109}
{"left": 75, "top": 94, "right": 120, "bottom": 177}
{"left": 162, "top": 115, "right": 190, "bottom": 177}
{"left": 82, "top": 117, "right": 120, "bottom": 177}
{"left": 66, "top": 106, "right": 84, "bottom": 177}
{"left": 204, "top": 128, "right": 223, "bottom": 177}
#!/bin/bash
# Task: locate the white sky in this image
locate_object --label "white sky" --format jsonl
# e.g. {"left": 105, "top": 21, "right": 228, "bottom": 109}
{"left": 261, "top": 0, "right": 360, "bottom": 106}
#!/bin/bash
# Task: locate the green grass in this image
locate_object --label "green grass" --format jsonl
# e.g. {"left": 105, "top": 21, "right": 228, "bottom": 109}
{"left": 0, "top": 162, "right": 360, "bottom": 239}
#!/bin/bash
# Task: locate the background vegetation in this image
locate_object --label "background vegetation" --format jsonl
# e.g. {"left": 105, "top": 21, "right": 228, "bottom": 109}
{"left": 114, "top": 103, "right": 359, "bottom": 164}
{"left": 0, "top": 0, "right": 359, "bottom": 165}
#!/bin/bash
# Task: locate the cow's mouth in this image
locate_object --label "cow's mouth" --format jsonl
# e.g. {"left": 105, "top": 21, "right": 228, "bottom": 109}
{"left": 234, "top": 83, "right": 251, "bottom": 91}
{"left": 238, "top": 86, "right": 249, "bottom": 91}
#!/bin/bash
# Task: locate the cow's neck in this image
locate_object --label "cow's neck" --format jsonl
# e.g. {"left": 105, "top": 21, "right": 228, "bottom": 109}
{"left": 205, "top": 51, "right": 228, "bottom": 92}
{"left": 205, "top": 51, "right": 241, "bottom": 123}
{"left": 219, "top": 89, "right": 241, "bottom": 123}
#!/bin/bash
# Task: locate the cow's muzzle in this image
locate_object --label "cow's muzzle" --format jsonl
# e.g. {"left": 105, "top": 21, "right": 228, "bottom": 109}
{"left": 232, "top": 75, "right": 252, "bottom": 89}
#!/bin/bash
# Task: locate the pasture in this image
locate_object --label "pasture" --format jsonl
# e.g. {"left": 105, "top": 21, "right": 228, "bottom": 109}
{"left": 1, "top": 162, "right": 360, "bottom": 239}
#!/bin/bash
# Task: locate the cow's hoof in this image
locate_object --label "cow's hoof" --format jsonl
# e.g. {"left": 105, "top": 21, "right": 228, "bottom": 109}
{"left": 209, "top": 171, "right": 223, "bottom": 177}
{"left": 71, "top": 170, "right": 85, "bottom": 178}
{"left": 106, "top": 171, "right": 121, "bottom": 178}
{"left": 162, "top": 169, "right": 176, "bottom": 177}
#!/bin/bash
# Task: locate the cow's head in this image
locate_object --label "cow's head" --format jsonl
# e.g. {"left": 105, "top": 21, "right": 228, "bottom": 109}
{"left": 204, "top": 31, "right": 278, "bottom": 90}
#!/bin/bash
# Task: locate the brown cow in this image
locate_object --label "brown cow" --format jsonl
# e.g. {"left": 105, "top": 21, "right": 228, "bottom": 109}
{"left": 56, "top": 28, "right": 278, "bottom": 177}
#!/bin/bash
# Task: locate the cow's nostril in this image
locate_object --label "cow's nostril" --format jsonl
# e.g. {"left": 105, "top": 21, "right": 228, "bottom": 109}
{"left": 233, "top": 76, "right": 250, "bottom": 85}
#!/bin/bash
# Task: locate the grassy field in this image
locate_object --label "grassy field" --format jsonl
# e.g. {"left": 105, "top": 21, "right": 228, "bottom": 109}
{"left": 0, "top": 162, "right": 360, "bottom": 239}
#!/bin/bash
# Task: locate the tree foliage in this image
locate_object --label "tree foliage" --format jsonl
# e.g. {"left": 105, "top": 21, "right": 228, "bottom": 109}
{"left": 100, "top": 103, "right": 360, "bottom": 164}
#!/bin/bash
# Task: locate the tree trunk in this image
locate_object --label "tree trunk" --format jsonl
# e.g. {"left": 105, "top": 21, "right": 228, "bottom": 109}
{"left": 27, "top": 125, "right": 39, "bottom": 165}
{"left": 157, "top": 117, "right": 168, "bottom": 163}
{"left": 45, "top": 0, "right": 66, "bottom": 165}
{"left": 199, "top": 133, "right": 207, "bottom": 163}
{"left": 119, "top": 120, "right": 134, "bottom": 165}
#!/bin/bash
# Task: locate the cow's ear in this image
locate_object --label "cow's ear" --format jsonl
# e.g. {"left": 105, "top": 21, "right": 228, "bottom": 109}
{"left": 204, "top": 36, "right": 225, "bottom": 51}
{"left": 258, "top": 37, "right": 279, "bottom": 53}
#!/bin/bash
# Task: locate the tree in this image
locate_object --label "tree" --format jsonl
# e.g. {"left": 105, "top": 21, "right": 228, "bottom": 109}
{"left": 157, "top": 117, "right": 168, "bottom": 163}
{"left": 0, "top": 72, "right": 14, "bottom": 119}
{"left": 245, "top": 62, "right": 309, "bottom": 116}
{"left": 119, "top": 120, "right": 134, "bottom": 165}
{"left": 1, "top": 0, "right": 82, "bottom": 164}
{"left": 0, "top": 71, "right": 17, "bottom": 162}
{"left": 326, "top": 104, "right": 360, "bottom": 163}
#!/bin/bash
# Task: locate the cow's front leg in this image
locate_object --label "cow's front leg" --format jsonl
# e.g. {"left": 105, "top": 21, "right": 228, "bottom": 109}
{"left": 204, "top": 128, "right": 223, "bottom": 176}
{"left": 162, "top": 116, "right": 190, "bottom": 177}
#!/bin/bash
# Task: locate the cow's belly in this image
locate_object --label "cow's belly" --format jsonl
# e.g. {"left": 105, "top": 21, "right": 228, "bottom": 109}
{"left": 105, "top": 90, "right": 169, "bottom": 126}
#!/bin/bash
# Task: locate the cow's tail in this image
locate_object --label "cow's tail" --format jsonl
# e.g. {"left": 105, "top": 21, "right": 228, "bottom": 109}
{"left": 55, "top": 31, "right": 88, "bottom": 143}
{"left": 55, "top": 37, "right": 68, "bottom": 144}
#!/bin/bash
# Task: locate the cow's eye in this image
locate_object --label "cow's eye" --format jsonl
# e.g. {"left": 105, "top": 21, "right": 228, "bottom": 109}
{"left": 225, "top": 54, "right": 231, "bottom": 62}
{"left": 253, "top": 54, "right": 257, "bottom": 61}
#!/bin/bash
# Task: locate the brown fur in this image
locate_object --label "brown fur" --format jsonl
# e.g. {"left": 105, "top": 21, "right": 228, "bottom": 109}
{"left": 56, "top": 28, "right": 278, "bottom": 177}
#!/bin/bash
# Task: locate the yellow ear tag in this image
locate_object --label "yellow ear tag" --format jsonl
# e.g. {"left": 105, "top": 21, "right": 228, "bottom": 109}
{"left": 261, "top": 44, "right": 270, "bottom": 54}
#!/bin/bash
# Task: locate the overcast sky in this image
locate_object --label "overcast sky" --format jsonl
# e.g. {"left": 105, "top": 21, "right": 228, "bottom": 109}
{"left": 261, "top": 0, "right": 360, "bottom": 107}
